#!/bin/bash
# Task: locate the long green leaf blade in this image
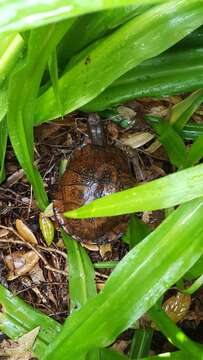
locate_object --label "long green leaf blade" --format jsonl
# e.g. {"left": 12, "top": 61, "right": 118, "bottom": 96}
{"left": 0, "top": 33, "right": 24, "bottom": 80}
{"left": 62, "top": 231, "right": 96, "bottom": 311}
{"left": 62, "top": 231, "right": 99, "bottom": 360}
{"left": 152, "top": 120, "right": 187, "bottom": 169}
{"left": 7, "top": 20, "right": 75, "bottom": 210}
{"left": 65, "top": 164, "right": 203, "bottom": 218}
{"left": 187, "top": 134, "right": 203, "bottom": 166}
{"left": 83, "top": 47, "right": 203, "bottom": 112}
{"left": 57, "top": 5, "right": 151, "bottom": 69}
{"left": 170, "top": 89, "right": 203, "bottom": 132}
{"left": 0, "top": 0, "right": 166, "bottom": 33}
{"left": 34, "top": 0, "right": 203, "bottom": 125}
{"left": 148, "top": 306, "right": 203, "bottom": 359}
{"left": 43, "top": 198, "right": 203, "bottom": 359}
{"left": 0, "top": 116, "right": 7, "bottom": 183}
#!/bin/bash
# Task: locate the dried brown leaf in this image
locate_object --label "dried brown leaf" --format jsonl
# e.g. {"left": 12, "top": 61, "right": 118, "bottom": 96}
{"left": 16, "top": 219, "right": 38, "bottom": 245}
{"left": 81, "top": 242, "right": 99, "bottom": 251}
{"left": 0, "top": 229, "right": 9, "bottom": 237}
{"left": 5, "top": 250, "right": 40, "bottom": 280}
{"left": 0, "top": 327, "right": 40, "bottom": 359}
{"left": 99, "top": 243, "right": 112, "bottom": 259}
{"left": 121, "top": 132, "right": 154, "bottom": 149}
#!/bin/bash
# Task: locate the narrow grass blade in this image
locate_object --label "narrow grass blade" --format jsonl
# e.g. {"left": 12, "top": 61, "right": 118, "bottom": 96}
{"left": 62, "top": 230, "right": 96, "bottom": 311}
{"left": 94, "top": 261, "right": 118, "bottom": 269}
{"left": 170, "top": 89, "right": 203, "bottom": 131}
{"left": 146, "top": 115, "right": 203, "bottom": 141}
{"left": 152, "top": 120, "right": 187, "bottom": 168}
{"left": 148, "top": 306, "right": 203, "bottom": 359}
{"left": 129, "top": 329, "right": 153, "bottom": 359}
{"left": 183, "top": 275, "right": 203, "bottom": 295}
{"left": 123, "top": 215, "right": 150, "bottom": 248}
{"left": 0, "top": 0, "right": 166, "bottom": 33}
{"left": 62, "top": 232, "right": 99, "bottom": 360}
{"left": 34, "top": 0, "right": 203, "bottom": 125}
{"left": 48, "top": 49, "right": 63, "bottom": 116}
{"left": 7, "top": 20, "right": 75, "bottom": 210}
{"left": 0, "top": 84, "right": 8, "bottom": 123}
{"left": 65, "top": 164, "right": 203, "bottom": 219}
{"left": 0, "top": 33, "right": 24, "bottom": 80}
{"left": 43, "top": 198, "right": 203, "bottom": 359}
{"left": 187, "top": 134, "right": 203, "bottom": 167}
{"left": 83, "top": 48, "right": 203, "bottom": 112}
{"left": 0, "top": 116, "right": 7, "bottom": 183}
{"left": 185, "top": 256, "right": 203, "bottom": 279}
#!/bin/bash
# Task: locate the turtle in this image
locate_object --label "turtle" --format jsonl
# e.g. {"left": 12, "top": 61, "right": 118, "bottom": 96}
{"left": 53, "top": 113, "right": 135, "bottom": 244}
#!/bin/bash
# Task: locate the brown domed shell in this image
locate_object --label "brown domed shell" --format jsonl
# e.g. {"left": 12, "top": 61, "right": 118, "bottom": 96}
{"left": 53, "top": 144, "right": 134, "bottom": 243}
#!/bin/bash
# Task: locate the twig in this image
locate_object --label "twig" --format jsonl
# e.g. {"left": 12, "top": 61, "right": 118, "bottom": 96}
{"left": 0, "top": 225, "right": 67, "bottom": 276}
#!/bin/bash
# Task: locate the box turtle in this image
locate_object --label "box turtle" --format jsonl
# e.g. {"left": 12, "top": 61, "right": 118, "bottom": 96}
{"left": 53, "top": 113, "right": 135, "bottom": 244}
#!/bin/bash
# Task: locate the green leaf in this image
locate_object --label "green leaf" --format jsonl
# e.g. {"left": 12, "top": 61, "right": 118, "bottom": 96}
{"left": 57, "top": 5, "right": 151, "bottom": 70}
{"left": 102, "top": 348, "right": 184, "bottom": 360}
{"left": 152, "top": 120, "right": 187, "bottom": 168}
{"left": 146, "top": 114, "right": 203, "bottom": 141}
{"left": 170, "top": 89, "right": 203, "bottom": 132}
{"left": 187, "top": 134, "right": 203, "bottom": 167}
{"left": 0, "top": 284, "right": 61, "bottom": 358}
{"left": 0, "top": 33, "right": 24, "bottom": 80}
{"left": 183, "top": 274, "right": 203, "bottom": 295}
{"left": 83, "top": 47, "right": 203, "bottom": 112}
{"left": 0, "top": 84, "right": 8, "bottom": 124}
{"left": 129, "top": 329, "right": 153, "bottom": 359}
{"left": 34, "top": 0, "right": 203, "bottom": 125}
{"left": 0, "top": 0, "right": 166, "bottom": 33}
{"left": 7, "top": 19, "right": 75, "bottom": 210}
{"left": 65, "top": 164, "right": 203, "bottom": 218}
{"left": 62, "top": 232, "right": 99, "bottom": 360}
{"left": 62, "top": 231, "right": 97, "bottom": 311}
{"left": 48, "top": 49, "right": 63, "bottom": 117}
{"left": 185, "top": 256, "right": 203, "bottom": 279}
{"left": 123, "top": 215, "right": 150, "bottom": 248}
{"left": 0, "top": 116, "right": 7, "bottom": 183}
{"left": 42, "top": 198, "right": 203, "bottom": 359}
{"left": 148, "top": 306, "right": 203, "bottom": 359}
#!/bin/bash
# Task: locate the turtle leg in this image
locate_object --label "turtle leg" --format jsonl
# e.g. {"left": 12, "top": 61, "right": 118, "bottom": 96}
{"left": 53, "top": 200, "right": 66, "bottom": 227}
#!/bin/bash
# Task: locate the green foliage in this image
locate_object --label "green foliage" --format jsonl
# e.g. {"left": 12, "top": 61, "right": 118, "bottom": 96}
{"left": 7, "top": 20, "right": 75, "bottom": 210}
{"left": 0, "top": 0, "right": 164, "bottom": 33}
{"left": 57, "top": 5, "right": 151, "bottom": 69}
{"left": 62, "top": 231, "right": 97, "bottom": 311}
{"left": 1, "top": 1, "right": 203, "bottom": 359}
{"left": 129, "top": 329, "right": 153, "bottom": 359}
{"left": 34, "top": 0, "right": 203, "bottom": 125}
{"left": 43, "top": 198, "right": 203, "bottom": 359}
{"left": 148, "top": 306, "right": 203, "bottom": 359}
{"left": 84, "top": 47, "right": 203, "bottom": 111}
{"left": 170, "top": 89, "right": 203, "bottom": 131}
{"left": 152, "top": 120, "right": 187, "bottom": 169}
{"left": 0, "top": 285, "right": 61, "bottom": 357}
{"left": 0, "top": 117, "right": 7, "bottom": 182}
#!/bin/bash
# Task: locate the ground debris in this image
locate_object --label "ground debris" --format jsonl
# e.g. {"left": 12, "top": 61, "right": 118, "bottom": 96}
{"left": 0, "top": 327, "right": 39, "bottom": 360}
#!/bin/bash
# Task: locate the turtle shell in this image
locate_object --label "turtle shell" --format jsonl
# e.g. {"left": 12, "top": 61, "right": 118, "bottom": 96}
{"left": 53, "top": 144, "right": 134, "bottom": 243}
